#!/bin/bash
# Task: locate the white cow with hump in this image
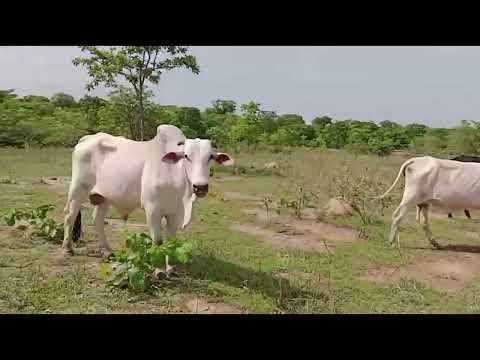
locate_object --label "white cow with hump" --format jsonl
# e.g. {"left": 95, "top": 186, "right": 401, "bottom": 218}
{"left": 62, "top": 125, "right": 234, "bottom": 257}
{"left": 377, "top": 155, "right": 480, "bottom": 249}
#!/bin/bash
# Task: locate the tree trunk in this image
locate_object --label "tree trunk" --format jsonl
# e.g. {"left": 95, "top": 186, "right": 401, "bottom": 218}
{"left": 138, "top": 86, "right": 145, "bottom": 141}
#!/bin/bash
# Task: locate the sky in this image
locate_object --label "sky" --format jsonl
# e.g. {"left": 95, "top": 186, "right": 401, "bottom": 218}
{"left": 1, "top": 46, "right": 480, "bottom": 128}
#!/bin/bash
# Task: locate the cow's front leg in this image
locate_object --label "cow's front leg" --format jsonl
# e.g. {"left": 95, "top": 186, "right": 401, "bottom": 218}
{"left": 145, "top": 204, "right": 164, "bottom": 245}
{"left": 164, "top": 211, "right": 185, "bottom": 276}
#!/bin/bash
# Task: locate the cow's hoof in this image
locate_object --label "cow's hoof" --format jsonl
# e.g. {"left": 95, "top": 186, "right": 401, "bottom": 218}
{"left": 100, "top": 249, "right": 113, "bottom": 259}
{"left": 165, "top": 265, "right": 177, "bottom": 278}
{"left": 62, "top": 248, "right": 74, "bottom": 256}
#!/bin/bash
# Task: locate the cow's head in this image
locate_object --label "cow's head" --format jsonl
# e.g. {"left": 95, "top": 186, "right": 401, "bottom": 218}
{"left": 182, "top": 138, "right": 234, "bottom": 198}
{"left": 156, "top": 124, "right": 187, "bottom": 164}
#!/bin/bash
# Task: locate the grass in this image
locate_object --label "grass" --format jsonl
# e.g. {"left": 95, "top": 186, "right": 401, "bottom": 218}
{"left": 1, "top": 146, "right": 480, "bottom": 313}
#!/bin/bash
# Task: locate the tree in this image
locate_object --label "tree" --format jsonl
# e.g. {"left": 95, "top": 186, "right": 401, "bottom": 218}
{"left": 277, "top": 114, "right": 305, "bottom": 128}
{"left": 229, "top": 101, "right": 263, "bottom": 152}
{"left": 404, "top": 123, "right": 427, "bottom": 142}
{"left": 312, "top": 116, "right": 332, "bottom": 129}
{"left": 259, "top": 110, "right": 278, "bottom": 134}
{"left": 211, "top": 100, "right": 236, "bottom": 114}
{"left": 379, "top": 120, "right": 400, "bottom": 128}
{"left": 22, "top": 95, "right": 50, "bottom": 103}
{"left": 0, "top": 89, "right": 17, "bottom": 103}
{"left": 73, "top": 46, "right": 200, "bottom": 140}
{"left": 51, "top": 92, "right": 77, "bottom": 108}
{"left": 97, "top": 86, "right": 147, "bottom": 139}
{"left": 322, "top": 120, "right": 351, "bottom": 149}
{"left": 172, "top": 107, "right": 205, "bottom": 138}
{"left": 447, "top": 120, "right": 480, "bottom": 154}
{"left": 79, "top": 95, "right": 108, "bottom": 133}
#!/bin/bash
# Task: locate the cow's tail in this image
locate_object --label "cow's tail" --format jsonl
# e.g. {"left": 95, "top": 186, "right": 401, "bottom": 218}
{"left": 373, "top": 158, "right": 416, "bottom": 199}
{"left": 63, "top": 195, "right": 82, "bottom": 243}
{"left": 72, "top": 210, "right": 82, "bottom": 243}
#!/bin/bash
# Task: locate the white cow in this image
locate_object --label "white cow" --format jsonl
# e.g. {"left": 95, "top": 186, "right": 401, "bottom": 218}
{"left": 377, "top": 156, "right": 480, "bottom": 248}
{"left": 63, "top": 127, "right": 233, "bottom": 257}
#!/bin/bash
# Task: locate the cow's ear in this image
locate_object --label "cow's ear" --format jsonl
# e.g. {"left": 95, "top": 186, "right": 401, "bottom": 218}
{"left": 212, "top": 152, "right": 234, "bottom": 166}
{"left": 162, "top": 151, "right": 184, "bottom": 164}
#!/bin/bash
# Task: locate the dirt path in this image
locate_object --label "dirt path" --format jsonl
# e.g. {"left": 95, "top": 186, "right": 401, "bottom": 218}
{"left": 361, "top": 251, "right": 480, "bottom": 293}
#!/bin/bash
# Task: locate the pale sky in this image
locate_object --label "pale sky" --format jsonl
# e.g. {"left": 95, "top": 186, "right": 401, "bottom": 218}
{"left": 1, "top": 46, "right": 480, "bottom": 127}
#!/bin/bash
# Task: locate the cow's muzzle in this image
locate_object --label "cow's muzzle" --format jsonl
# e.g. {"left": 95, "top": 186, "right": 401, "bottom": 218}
{"left": 193, "top": 184, "right": 209, "bottom": 198}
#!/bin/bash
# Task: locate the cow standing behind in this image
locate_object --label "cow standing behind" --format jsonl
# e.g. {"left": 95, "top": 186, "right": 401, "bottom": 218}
{"left": 63, "top": 128, "right": 234, "bottom": 257}
{"left": 377, "top": 156, "right": 480, "bottom": 248}
{"left": 445, "top": 155, "right": 480, "bottom": 219}
{"left": 418, "top": 154, "right": 480, "bottom": 220}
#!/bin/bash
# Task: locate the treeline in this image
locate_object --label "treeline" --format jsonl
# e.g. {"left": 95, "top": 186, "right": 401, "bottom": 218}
{"left": 1, "top": 88, "right": 478, "bottom": 156}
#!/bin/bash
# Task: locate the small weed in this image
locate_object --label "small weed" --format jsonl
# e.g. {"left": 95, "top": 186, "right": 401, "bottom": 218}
{"left": 1, "top": 204, "right": 64, "bottom": 242}
{"left": 0, "top": 177, "right": 17, "bottom": 185}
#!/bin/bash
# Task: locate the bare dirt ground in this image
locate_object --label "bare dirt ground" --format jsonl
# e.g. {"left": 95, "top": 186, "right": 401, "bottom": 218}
{"left": 183, "top": 297, "right": 242, "bottom": 314}
{"left": 362, "top": 251, "right": 480, "bottom": 293}
{"left": 222, "top": 191, "right": 263, "bottom": 202}
{"left": 231, "top": 206, "right": 358, "bottom": 252}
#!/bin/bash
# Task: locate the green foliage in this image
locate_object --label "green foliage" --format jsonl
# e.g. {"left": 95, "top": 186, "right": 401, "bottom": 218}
{"left": 312, "top": 116, "right": 332, "bottom": 129}
{"left": 447, "top": 120, "right": 480, "bottom": 154}
{"left": 278, "top": 186, "right": 319, "bottom": 219}
{"left": 51, "top": 93, "right": 77, "bottom": 108}
{"left": 106, "top": 232, "right": 194, "bottom": 293}
{"left": 1, "top": 204, "right": 64, "bottom": 242}
{"left": 73, "top": 46, "right": 200, "bottom": 140}
{"left": 211, "top": 100, "right": 236, "bottom": 114}
{"left": 0, "top": 85, "right": 470, "bottom": 158}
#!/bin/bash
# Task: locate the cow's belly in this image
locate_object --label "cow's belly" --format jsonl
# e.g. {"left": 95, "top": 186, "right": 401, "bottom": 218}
{"left": 430, "top": 187, "right": 480, "bottom": 209}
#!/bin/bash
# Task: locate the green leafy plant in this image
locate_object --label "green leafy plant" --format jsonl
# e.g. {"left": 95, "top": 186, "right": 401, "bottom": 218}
{"left": 1, "top": 204, "right": 64, "bottom": 242}
{"left": 278, "top": 186, "right": 318, "bottom": 219}
{"left": 106, "top": 232, "right": 194, "bottom": 293}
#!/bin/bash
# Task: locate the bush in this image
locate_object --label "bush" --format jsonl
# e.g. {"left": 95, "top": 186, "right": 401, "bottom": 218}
{"left": 329, "top": 164, "right": 395, "bottom": 237}
{"left": 106, "top": 232, "right": 194, "bottom": 293}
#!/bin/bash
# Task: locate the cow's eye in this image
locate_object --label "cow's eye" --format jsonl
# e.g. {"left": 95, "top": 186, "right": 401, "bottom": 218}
{"left": 178, "top": 141, "right": 184, "bottom": 146}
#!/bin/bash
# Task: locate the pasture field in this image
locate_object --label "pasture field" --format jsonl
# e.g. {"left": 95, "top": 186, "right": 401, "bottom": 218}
{"left": 1, "top": 147, "right": 480, "bottom": 314}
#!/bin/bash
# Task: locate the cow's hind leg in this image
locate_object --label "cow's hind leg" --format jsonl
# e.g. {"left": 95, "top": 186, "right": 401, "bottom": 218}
{"left": 94, "top": 201, "right": 112, "bottom": 258}
{"left": 388, "top": 202, "right": 414, "bottom": 248}
{"left": 465, "top": 209, "right": 472, "bottom": 219}
{"left": 62, "top": 199, "right": 83, "bottom": 255}
{"left": 419, "top": 205, "right": 442, "bottom": 249}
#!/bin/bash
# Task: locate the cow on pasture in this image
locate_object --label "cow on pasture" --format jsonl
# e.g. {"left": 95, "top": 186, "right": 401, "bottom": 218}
{"left": 446, "top": 154, "right": 480, "bottom": 219}
{"left": 62, "top": 126, "right": 234, "bottom": 257}
{"left": 414, "top": 154, "right": 480, "bottom": 220}
{"left": 377, "top": 156, "right": 480, "bottom": 248}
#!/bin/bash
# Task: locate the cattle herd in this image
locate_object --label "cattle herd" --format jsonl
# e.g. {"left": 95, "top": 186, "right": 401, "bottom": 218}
{"left": 60, "top": 124, "right": 480, "bottom": 264}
